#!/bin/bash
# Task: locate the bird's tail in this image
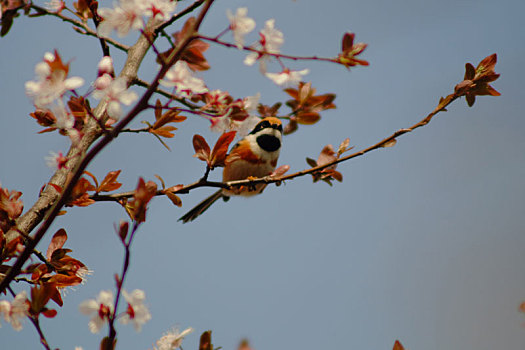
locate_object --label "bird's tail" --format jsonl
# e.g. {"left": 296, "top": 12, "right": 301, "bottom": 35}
{"left": 178, "top": 190, "right": 225, "bottom": 223}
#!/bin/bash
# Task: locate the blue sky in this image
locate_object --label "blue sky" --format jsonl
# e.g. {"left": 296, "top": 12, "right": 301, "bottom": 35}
{"left": 1, "top": 0, "right": 524, "bottom": 349}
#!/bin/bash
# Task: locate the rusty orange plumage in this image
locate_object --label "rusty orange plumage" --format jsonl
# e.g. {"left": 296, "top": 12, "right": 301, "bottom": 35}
{"left": 179, "top": 117, "right": 283, "bottom": 223}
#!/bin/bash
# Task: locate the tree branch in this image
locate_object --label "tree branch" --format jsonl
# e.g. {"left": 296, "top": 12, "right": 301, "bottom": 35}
{"left": 90, "top": 92, "right": 459, "bottom": 202}
{"left": 156, "top": 0, "right": 206, "bottom": 34}
{"left": 132, "top": 77, "right": 202, "bottom": 110}
{"left": 0, "top": 0, "right": 217, "bottom": 294}
{"left": 198, "top": 34, "right": 337, "bottom": 65}
{"left": 30, "top": 5, "right": 130, "bottom": 52}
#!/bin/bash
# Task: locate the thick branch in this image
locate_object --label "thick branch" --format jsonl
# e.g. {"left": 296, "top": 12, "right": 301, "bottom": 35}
{"left": 0, "top": 0, "right": 217, "bottom": 293}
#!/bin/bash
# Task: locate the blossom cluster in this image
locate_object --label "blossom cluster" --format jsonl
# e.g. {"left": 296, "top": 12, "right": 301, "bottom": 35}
{"left": 227, "top": 8, "right": 309, "bottom": 86}
{"left": 97, "top": 0, "right": 177, "bottom": 38}
{"left": 79, "top": 289, "right": 151, "bottom": 333}
{"left": 93, "top": 56, "right": 138, "bottom": 120}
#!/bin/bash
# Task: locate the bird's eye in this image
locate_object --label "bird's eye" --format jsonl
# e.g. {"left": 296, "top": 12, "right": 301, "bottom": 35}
{"left": 251, "top": 120, "right": 271, "bottom": 134}
{"left": 276, "top": 123, "right": 283, "bottom": 132}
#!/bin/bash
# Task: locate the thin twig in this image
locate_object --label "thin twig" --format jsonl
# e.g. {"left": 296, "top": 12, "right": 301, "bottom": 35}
{"left": 156, "top": 0, "right": 206, "bottom": 33}
{"left": 29, "top": 317, "right": 52, "bottom": 350}
{"left": 132, "top": 78, "right": 202, "bottom": 110}
{"left": 30, "top": 4, "right": 130, "bottom": 52}
{"left": 107, "top": 221, "right": 139, "bottom": 344}
{"left": 199, "top": 35, "right": 337, "bottom": 65}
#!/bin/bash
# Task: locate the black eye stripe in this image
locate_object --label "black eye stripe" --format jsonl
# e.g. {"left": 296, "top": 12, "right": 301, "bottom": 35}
{"left": 250, "top": 120, "right": 282, "bottom": 134}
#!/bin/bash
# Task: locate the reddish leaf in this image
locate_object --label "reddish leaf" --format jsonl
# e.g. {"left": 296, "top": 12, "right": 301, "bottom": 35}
{"left": 49, "top": 286, "right": 63, "bottom": 306}
{"left": 38, "top": 127, "right": 58, "bottom": 134}
{"left": 42, "top": 308, "right": 58, "bottom": 318}
{"left": 306, "top": 157, "right": 318, "bottom": 168}
{"left": 83, "top": 170, "right": 99, "bottom": 189}
{"left": 199, "top": 331, "right": 212, "bottom": 350}
{"left": 152, "top": 109, "right": 187, "bottom": 129}
{"left": 98, "top": 170, "right": 122, "bottom": 193}
{"left": 328, "top": 170, "right": 343, "bottom": 182}
{"left": 117, "top": 221, "right": 129, "bottom": 242}
{"left": 154, "top": 174, "right": 166, "bottom": 189}
{"left": 296, "top": 112, "right": 321, "bottom": 125}
{"left": 150, "top": 125, "right": 178, "bottom": 138}
{"left": 165, "top": 191, "right": 182, "bottom": 207}
{"left": 317, "top": 145, "right": 337, "bottom": 168}
{"left": 46, "top": 229, "right": 67, "bottom": 260}
{"left": 238, "top": 339, "right": 252, "bottom": 350}
{"left": 48, "top": 273, "right": 82, "bottom": 288}
{"left": 283, "top": 119, "right": 298, "bottom": 135}
{"left": 393, "top": 340, "right": 405, "bottom": 350}
{"left": 73, "top": 0, "right": 93, "bottom": 19}
{"left": 337, "top": 32, "right": 368, "bottom": 68}
{"left": 154, "top": 99, "right": 163, "bottom": 121}
{"left": 210, "top": 131, "right": 236, "bottom": 168}
{"left": 192, "top": 134, "right": 211, "bottom": 162}
{"left": 100, "top": 336, "right": 117, "bottom": 350}
{"left": 68, "top": 193, "right": 95, "bottom": 207}
{"left": 128, "top": 178, "right": 158, "bottom": 223}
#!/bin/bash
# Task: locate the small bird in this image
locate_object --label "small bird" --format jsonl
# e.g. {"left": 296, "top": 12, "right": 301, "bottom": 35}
{"left": 179, "top": 116, "right": 283, "bottom": 223}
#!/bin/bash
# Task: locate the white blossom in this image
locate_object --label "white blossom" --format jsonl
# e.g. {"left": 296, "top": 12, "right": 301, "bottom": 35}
{"left": 143, "top": 0, "right": 176, "bottom": 21}
{"left": 97, "top": 0, "right": 145, "bottom": 38}
{"left": 25, "top": 53, "right": 84, "bottom": 108}
{"left": 154, "top": 327, "right": 194, "bottom": 350}
{"left": 93, "top": 77, "right": 138, "bottom": 120}
{"left": 0, "top": 291, "right": 30, "bottom": 331}
{"left": 265, "top": 68, "right": 309, "bottom": 87}
{"left": 227, "top": 7, "right": 255, "bottom": 49}
{"left": 160, "top": 61, "right": 208, "bottom": 97}
{"left": 119, "top": 289, "right": 151, "bottom": 332}
{"left": 244, "top": 19, "right": 284, "bottom": 73}
{"left": 79, "top": 290, "right": 114, "bottom": 333}
{"left": 260, "top": 19, "right": 284, "bottom": 53}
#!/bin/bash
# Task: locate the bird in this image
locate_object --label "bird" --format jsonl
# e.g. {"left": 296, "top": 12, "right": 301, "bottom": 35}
{"left": 179, "top": 116, "right": 283, "bottom": 223}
